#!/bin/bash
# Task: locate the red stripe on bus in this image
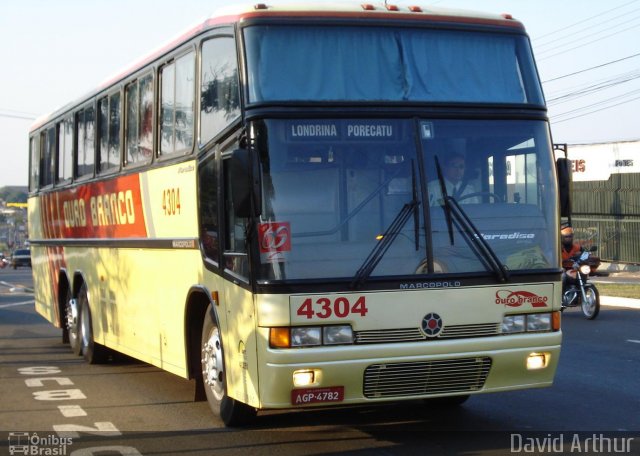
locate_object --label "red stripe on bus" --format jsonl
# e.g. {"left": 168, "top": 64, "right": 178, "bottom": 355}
{"left": 42, "top": 174, "right": 147, "bottom": 239}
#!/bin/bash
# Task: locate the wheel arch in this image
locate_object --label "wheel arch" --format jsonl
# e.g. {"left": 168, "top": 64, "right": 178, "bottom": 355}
{"left": 184, "top": 286, "right": 220, "bottom": 382}
{"left": 72, "top": 271, "right": 88, "bottom": 298}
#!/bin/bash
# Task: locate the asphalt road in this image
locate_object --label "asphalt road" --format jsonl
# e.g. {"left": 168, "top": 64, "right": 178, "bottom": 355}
{"left": 1, "top": 268, "right": 639, "bottom": 455}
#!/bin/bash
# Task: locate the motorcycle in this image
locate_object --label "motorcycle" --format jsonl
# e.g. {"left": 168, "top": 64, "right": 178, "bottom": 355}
{"left": 561, "top": 246, "right": 600, "bottom": 319}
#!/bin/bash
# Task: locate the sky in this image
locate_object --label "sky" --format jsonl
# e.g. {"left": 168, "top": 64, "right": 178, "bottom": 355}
{"left": 1, "top": 0, "right": 639, "bottom": 187}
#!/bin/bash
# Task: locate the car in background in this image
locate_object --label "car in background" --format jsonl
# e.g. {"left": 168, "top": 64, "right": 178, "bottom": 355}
{"left": 11, "top": 248, "right": 31, "bottom": 269}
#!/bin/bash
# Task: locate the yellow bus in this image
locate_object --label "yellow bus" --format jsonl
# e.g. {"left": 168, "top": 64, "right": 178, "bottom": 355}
{"left": 28, "top": 3, "right": 567, "bottom": 426}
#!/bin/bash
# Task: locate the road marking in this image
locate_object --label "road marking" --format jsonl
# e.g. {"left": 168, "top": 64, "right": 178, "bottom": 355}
{"left": 58, "top": 405, "right": 88, "bottom": 418}
{"left": 0, "top": 300, "right": 34, "bottom": 309}
{"left": 628, "top": 339, "right": 640, "bottom": 344}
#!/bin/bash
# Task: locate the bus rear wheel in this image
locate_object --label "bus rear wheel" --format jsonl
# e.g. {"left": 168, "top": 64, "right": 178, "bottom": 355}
{"left": 65, "top": 292, "right": 82, "bottom": 356}
{"left": 78, "top": 284, "right": 109, "bottom": 364}
{"left": 61, "top": 288, "right": 71, "bottom": 344}
{"left": 201, "top": 305, "right": 256, "bottom": 426}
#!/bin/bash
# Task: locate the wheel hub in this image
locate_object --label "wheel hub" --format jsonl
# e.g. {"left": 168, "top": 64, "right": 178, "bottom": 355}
{"left": 66, "top": 298, "right": 78, "bottom": 332}
{"left": 201, "top": 329, "right": 224, "bottom": 400}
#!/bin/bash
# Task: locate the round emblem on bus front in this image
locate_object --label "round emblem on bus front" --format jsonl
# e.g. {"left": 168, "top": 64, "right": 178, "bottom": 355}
{"left": 421, "top": 313, "right": 443, "bottom": 337}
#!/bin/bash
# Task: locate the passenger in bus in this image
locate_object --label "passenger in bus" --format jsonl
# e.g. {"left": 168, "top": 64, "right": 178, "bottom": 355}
{"left": 427, "top": 153, "right": 479, "bottom": 205}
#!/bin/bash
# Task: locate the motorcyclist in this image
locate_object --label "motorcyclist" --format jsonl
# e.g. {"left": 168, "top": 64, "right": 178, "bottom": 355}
{"left": 560, "top": 225, "right": 583, "bottom": 296}
{"left": 561, "top": 226, "right": 583, "bottom": 269}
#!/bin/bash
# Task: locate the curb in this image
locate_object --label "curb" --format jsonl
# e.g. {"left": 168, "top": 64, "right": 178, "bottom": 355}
{"left": 600, "top": 295, "right": 640, "bottom": 309}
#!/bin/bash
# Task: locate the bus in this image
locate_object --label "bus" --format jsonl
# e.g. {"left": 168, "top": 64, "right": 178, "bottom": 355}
{"left": 28, "top": 3, "right": 567, "bottom": 426}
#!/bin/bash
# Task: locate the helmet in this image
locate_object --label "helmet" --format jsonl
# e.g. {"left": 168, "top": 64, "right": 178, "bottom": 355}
{"left": 560, "top": 226, "right": 574, "bottom": 236}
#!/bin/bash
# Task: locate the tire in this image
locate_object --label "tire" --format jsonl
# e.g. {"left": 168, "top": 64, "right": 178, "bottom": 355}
{"left": 66, "top": 291, "right": 82, "bottom": 356}
{"left": 78, "top": 284, "right": 109, "bottom": 364}
{"left": 201, "top": 304, "right": 256, "bottom": 426}
{"left": 581, "top": 286, "right": 600, "bottom": 320}
{"left": 61, "top": 288, "right": 71, "bottom": 344}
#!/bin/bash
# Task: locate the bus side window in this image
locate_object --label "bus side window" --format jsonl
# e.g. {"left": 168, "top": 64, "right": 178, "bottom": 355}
{"left": 29, "top": 136, "right": 39, "bottom": 192}
{"left": 75, "top": 104, "right": 96, "bottom": 178}
{"left": 160, "top": 51, "right": 195, "bottom": 156}
{"left": 200, "top": 36, "right": 240, "bottom": 145}
{"left": 40, "top": 127, "right": 55, "bottom": 187}
{"left": 198, "top": 152, "right": 220, "bottom": 265}
{"left": 57, "top": 117, "right": 73, "bottom": 182}
{"left": 98, "top": 93, "right": 121, "bottom": 174}
{"left": 125, "top": 74, "right": 154, "bottom": 166}
{"left": 222, "top": 143, "right": 249, "bottom": 279}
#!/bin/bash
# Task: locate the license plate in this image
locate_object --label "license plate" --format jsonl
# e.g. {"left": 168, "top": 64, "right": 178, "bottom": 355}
{"left": 291, "top": 386, "right": 344, "bottom": 405}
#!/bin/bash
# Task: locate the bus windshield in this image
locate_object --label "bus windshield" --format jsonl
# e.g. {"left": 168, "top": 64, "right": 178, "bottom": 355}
{"left": 254, "top": 118, "right": 558, "bottom": 282}
{"left": 244, "top": 25, "right": 544, "bottom": 105}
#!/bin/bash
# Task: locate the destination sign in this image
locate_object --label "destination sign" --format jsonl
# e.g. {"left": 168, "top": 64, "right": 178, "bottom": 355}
{"left": 286, "top": 120, "right": 401, "bottom": 141}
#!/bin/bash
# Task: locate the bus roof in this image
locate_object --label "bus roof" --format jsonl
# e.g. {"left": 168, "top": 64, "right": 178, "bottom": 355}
{"left": 30, "top": 2, "right": 524, "bottom": 132}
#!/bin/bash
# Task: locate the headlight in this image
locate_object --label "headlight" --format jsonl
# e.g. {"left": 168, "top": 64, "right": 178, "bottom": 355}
{"left": 501, "top": 315, "right": 525, "bottom": 334}
{"left": 270, "top": 325, "right": 355, "bottom": 348}
{"left": 579, "top": 264, "right": 591, "bottom": 275}
{"left": 502, "top": 312, "right": 555, "bottom": 334}
{"left": 291, "top": 327, "right": 321, "bottom": 347}
{"left": 323, "top": 326, "right": 353, "bottom": 345}
{"left": 526, "top": 313, "right": 552, "bottom": 332}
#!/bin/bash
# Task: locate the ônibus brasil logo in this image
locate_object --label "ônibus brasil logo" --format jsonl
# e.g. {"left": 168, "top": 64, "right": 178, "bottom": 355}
{"left": 495, "top": 290, "right": 548, "bottom": 308}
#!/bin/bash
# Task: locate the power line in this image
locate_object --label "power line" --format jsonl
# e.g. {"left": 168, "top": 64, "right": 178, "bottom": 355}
{"left": 546, "top": 69, "right": 640, "bottom": 105}
{"left": 542, "top": 52, "right": 640, "bottom": 83}
{"left": 0, "top": 112, "right": 36, "bottom": 120}
{"left": 533, "top": 0, "right": 640, "bottom": 41}
{"left": 535, "top": 7, "right": 640, "bottom": 50}
{"left": 551, "top": 93, "right": 640, "bottom": 124}
{"left": 537, "top": 22, "right": 640, "bottom": 61}
{"left": 552, "top": 87, "right": 640, "bottom": 118}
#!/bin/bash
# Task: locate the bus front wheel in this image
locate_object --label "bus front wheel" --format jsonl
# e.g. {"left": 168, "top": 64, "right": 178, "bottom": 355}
{"left": 201, "top": 305, "right": 256, "bottom": 426}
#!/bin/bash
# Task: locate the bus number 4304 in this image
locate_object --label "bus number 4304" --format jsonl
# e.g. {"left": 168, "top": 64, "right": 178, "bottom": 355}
{"left": 296, "top": 296, "right": 368, "bottom": 319}
{"left": 162, "top": 188, "right": 181, "bottom": 216}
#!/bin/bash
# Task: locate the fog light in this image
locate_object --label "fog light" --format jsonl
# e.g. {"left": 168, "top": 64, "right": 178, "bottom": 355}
{"left": 527, "top": 352, "right": 549, "bottom": 370}
{"left": 293, "top": 370, "right": 315, "bottom": 387}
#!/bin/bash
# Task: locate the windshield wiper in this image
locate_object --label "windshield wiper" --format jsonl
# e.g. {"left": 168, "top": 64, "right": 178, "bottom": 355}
{"left": 444, "top": 195, "right": 510, "bottom": 282}
{"left": 434, "top": 156, "right": 455, "bottom": 245}
{"left": 433, "top": 157, "right": 508, "bottom": 282}
{"left": 351, "top": 199, "right": 419, "bottom": 289}
{"left": 351, "top": 160, "right": 421, "bottom": 289}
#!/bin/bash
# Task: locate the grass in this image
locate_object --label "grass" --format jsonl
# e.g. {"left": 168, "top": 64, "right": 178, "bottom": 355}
{"left": 595, "top": 282, "right": 640, "bottom": 299}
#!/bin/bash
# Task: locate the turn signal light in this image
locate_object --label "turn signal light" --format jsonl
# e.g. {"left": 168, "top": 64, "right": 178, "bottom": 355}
{"left": 269, "top": 328, "right": 290, "bottom": 348}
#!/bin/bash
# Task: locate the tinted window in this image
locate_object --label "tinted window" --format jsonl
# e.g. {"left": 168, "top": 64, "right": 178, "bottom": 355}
{"left": 40, "top": 128, "right": 55, "bottom": 186}
{"left": 160, "top": 51, "right": 195, "bottom": 155}
{"left": 57, "top": 117, "right": 73, "bottom": 181}
{"left": 76, "top": 105, "right": 95, "bottom": 178}
{"left": 98, "top": 93, "right": 121, "bottom": 173}
{"left": 125, "top": 74, "right": 153, "bottom": 166}
{"left": 200, "top": 37, "right": 240, "bottom": 144}
{"left": 244, "top": 25, "right": 543, "bottom": 104}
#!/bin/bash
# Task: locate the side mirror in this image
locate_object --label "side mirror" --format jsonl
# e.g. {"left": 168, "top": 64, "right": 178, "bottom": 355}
{"left": 556, "top": 158, "right": 572, "bottom": 218}
{"left": 229, "top": 148, "right": 262, "bottom": 218}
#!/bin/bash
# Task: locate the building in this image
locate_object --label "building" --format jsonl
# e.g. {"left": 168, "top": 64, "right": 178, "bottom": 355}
{"left": 564, "top": 140, "right": 640, "bottom": 265}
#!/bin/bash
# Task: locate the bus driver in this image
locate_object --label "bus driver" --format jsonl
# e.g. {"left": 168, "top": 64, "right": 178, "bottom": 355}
{"left": 428, "top": 153, "right": 479, "bottom": 205}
